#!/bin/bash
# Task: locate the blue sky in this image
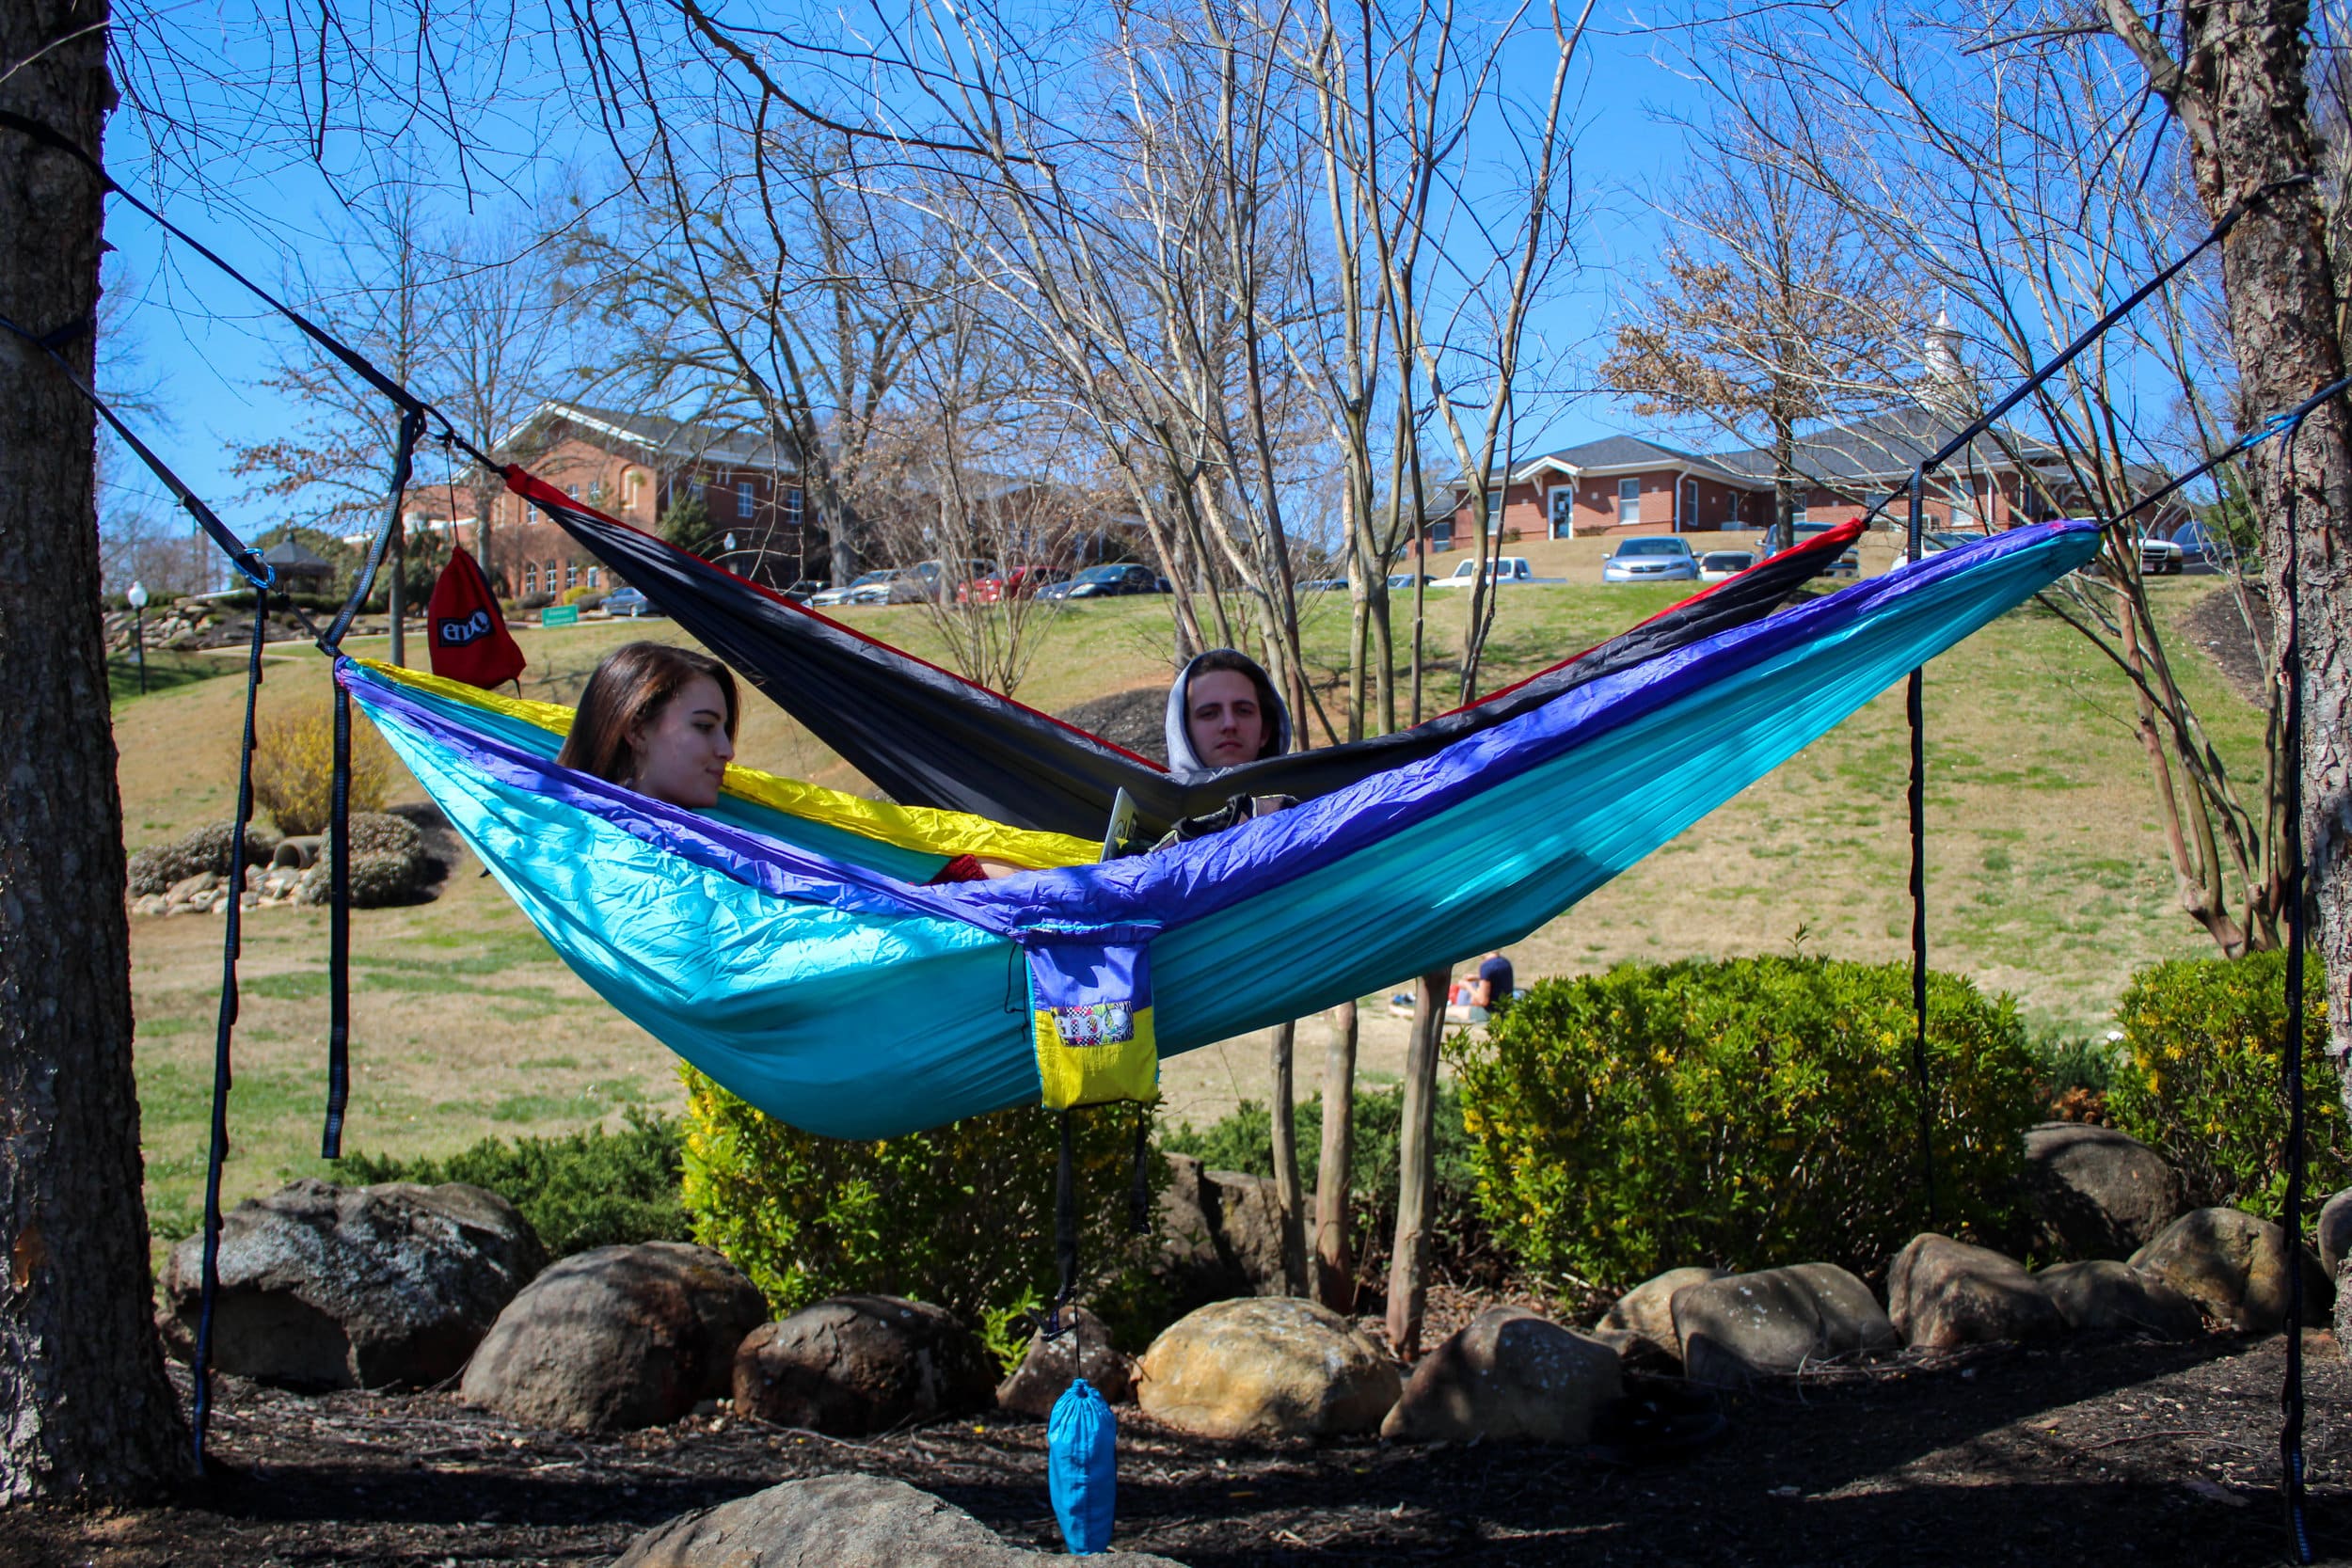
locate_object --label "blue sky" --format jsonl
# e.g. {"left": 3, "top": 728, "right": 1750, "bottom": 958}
{"left": 95, "top": 8, "right": 1717, "bottom": 546}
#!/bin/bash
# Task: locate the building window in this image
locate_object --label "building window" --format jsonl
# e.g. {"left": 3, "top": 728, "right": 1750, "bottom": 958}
{"left": 785, "top": 487, "right": 804, "bottom": 530}
{"left": 565, "top": 483, "right": 579, "bottom": 499}
{"left": 524, "top": 562, "right": 537, "bottom": 594}
{"left": 1616, "top": 476, "right": 1641, "bottom": 528}
{"left": 588, "top": 479, "right": 606, "bottom": 505}
{"left": 587, "top": 566, "right": 601, "bottom": 589}
{"left": 565, "top": 562, "right": 579, "bottom": 591}
{"left": 738, "top": 478, "right": 755, "bottom": 517}
{"left": 1430, "top": 519, "right": 1455, "bottom": 551}
{"left": 546, "top": 559, "right": 559, "bottom": 591}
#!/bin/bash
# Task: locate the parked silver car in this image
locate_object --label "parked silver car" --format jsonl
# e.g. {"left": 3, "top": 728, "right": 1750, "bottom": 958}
{"left": 1601, "top": 536, "right": 1699, "bottom": 583}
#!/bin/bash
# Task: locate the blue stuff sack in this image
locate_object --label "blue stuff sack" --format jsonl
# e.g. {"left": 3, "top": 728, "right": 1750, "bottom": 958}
{"left": 1048, "top": 1375, "right": 1117, "bottom": 1554}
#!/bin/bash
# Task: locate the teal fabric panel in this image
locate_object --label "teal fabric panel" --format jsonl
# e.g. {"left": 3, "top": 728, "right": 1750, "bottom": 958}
{"left": 365, "top": 696, "right": 1039, "bottom": 1137}
{"left": 373, "top": 676, "right": 948, "bottom": 882}
{"left": 1148, "top": 546, "right": 2061, "bottom": 1051}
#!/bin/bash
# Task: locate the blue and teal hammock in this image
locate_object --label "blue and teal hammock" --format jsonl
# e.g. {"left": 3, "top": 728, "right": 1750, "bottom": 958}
{"left": 343, "top": 521, "right": 2097, "bottom": 1140}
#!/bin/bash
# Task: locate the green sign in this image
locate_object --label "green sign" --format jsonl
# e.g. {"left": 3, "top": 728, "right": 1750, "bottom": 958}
{"left": 540, "top": 604, "right": 580, "bottom": 627}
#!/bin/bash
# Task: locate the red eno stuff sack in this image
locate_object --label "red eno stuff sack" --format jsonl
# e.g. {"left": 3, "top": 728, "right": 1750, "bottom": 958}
{"left": 427, "top": 546, "right": 527, "bottom": 690}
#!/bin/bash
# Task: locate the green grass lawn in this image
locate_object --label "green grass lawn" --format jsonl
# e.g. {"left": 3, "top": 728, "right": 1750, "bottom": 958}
{"left": 107, "top": 648, "right": 244, "bottom": 706}
{"left": 116, "top": 576, "right": 2266, "bottom": 1263}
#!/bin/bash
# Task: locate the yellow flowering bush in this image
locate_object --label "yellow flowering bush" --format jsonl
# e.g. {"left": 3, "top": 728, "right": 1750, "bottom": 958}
{"left": 250, "top": 704, "right": 394, "bottom": 837}
{"left": 2106, "top": 953, "right": 2339, "bottom": 1219}
{"left": 1451, "top": 956, "right": 2041, "bottom": 1292}
{"left": 678, "top": 1067, "right": 1161, "bottom": 1326}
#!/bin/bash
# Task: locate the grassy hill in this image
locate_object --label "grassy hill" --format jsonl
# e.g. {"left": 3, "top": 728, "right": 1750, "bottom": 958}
{"left": 114, "top": 574, "right": 2265, "bottom": 1257}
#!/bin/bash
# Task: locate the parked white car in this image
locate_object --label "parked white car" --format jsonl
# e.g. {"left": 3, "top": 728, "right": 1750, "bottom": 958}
{"left": 809, "top": 568, "right": 908, "bottom": 607}
{"left": 1695, "top": 548, "right": 1756, "bottom": 583}
{"left": 2137, "top": 532, "right": 2186, "bottom": 575}
{"left": 1602, "top": 537, "right": 1699, "bottom": 583}
{"left": 1426, "top": 556, "right": 1562, "bottom": 588}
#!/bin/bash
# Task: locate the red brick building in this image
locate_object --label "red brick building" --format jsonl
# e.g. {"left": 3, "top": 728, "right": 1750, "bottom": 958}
{"left": 1425, "top": 412, "right": 2152, "bottom": 552}
{"left": 479, "top": 402, "right": 812, "bottom": 597}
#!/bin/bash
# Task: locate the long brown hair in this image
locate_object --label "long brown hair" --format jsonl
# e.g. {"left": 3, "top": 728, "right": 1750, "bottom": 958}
{"left": 556, "top": 641, "right": 741, "bottom": 784}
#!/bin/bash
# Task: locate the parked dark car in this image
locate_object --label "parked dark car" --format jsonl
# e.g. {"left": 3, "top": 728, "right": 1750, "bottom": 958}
{"left": 1043, "top": 563, "right": 1168, "bottom": 600}
{"left": 603, "top": 586, "right": 658, "bottom": 618}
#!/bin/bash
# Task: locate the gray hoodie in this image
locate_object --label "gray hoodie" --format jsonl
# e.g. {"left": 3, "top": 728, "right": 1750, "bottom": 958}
{"left": 1162, "top": 650, "right": 1293, "bottom": 781}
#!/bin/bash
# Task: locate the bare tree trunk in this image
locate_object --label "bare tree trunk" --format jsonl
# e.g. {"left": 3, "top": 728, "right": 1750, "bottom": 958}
{"left": 2102, "top": 0, "right": 2352, "bottom": 1092}
{"left": 1313, "top": 999, "right": 1359, "bottom": 1310}
{"left": 0, "top": 2, "right": 192, "bottom": 1499}
{"left": 1267, "top": 1022, "right": 1308, "bottom": 1295}
{"left": 1386, "top": 967, "right": 1450, "bottom": 1357}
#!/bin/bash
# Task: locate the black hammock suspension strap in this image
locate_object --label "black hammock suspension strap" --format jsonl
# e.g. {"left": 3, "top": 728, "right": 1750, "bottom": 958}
{"left": 321, "top": 408, "right": 425, "bottom": 1158}
{"left": 1904, "top": 472, "right": 1937, "bottom": 1227}
{"left": 1046, "top": 1110, "right": 1079, "bottom": 1339}
{"left": 191, "top": 601, "right": 269, "bottom": 1473}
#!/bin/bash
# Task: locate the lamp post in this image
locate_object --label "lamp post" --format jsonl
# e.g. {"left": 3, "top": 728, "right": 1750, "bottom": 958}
{"left": 125, "top": 579, "right": 149, "bottom": 695}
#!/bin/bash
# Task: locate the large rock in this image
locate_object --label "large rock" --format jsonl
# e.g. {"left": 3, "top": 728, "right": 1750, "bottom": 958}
{"left": 1672, "top": 1263, "right": 1898, "bottom": 1388}
{"left": 996, "top": 1305, "right": 1136, "bottom": 1418}
{"left": 2317, "top": 1189, "right": 2352, "bottom": 1278}
{"left": 1597, "top": 1267, "right": 1727, "bottom": 1361}
{"left": 732, "top": 1294, "right": 994, "bottom": 1434}
{"left": 612, "top": 1473, "right": 1186, "bottom": 1567}
{"left": 1887, "top": 1234, "right": 2066, "bottom": 1349}
{"left": 2129, "top": 1207, "right": 2334, "bottom": 1333}
{"left": 1155, "top": 1152, "right": 1294, "bottom": 1308}
{"left": 1136, "top": 1296, "right": 1398, "bottom": 1440}
{"left": 2022, "top": 1121, "right": 2181, "bottom": 1259}
{"left": 1380, "top": 1306, "right": 1622, "bottom": 1444}
{"left": 158, "top": 1178, "right": 543, "bottom": 1390}
{"left": 2036, "top": 1259, "right": 2203, "bottom": 1338}
{"left": 460, "top": 1242, "right": 765, "bottom": 1432}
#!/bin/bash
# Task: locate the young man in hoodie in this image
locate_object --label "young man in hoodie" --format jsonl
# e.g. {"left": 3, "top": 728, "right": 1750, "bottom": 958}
{"left": 1149, "top": 648, "right": 1295, "bottom": 849}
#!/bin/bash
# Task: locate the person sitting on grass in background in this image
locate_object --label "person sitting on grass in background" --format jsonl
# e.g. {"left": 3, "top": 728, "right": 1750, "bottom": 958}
{"left": 555, "top": 641, "right": 1017, "bottom": 881}
{"left": 1144, "top": 648, "right": 1295, "bottom": 850}
{"left": 1465, "top": 950, "right": 1516, "bottom": 1022}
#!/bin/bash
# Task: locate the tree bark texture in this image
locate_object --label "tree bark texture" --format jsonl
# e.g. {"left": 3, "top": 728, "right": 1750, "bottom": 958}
{"left": 1385, "top": 968, "right": 1449, "bottom": 1357}
{"left": 1266, "top": 1022, "right": 1308, "bottom": 1297}
{"left": 2104, "top": 0, "right": 2352, "bottom": 1093}
{"left": 0, "top": 0, "right": 193, "bottom": 1499}
{"left": 1312, "top": 1000, "right": 1358, "bottom": 1310}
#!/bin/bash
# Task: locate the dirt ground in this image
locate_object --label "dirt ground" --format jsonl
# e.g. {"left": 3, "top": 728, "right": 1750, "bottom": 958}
{"left": 9, "top": 1328, "right": 2350, "bottom": 1567}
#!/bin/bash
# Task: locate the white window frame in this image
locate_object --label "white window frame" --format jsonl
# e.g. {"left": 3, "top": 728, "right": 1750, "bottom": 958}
{"left": 738, "top": 478, "right": 755, "bottom": 516}
{"left": 1548, "top": 484, "right": 1575, "bottom": 539}
{"left": 1615, "top": 476, "right": 1641, "bottom": 528}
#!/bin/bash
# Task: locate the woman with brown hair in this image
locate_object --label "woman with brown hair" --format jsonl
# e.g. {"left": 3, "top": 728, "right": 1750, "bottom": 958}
{"left": 558, "top": 640, "right": 1019, "bottom": 881}
{"left": 555, "top": 641, "right": 740, "bottom": 809}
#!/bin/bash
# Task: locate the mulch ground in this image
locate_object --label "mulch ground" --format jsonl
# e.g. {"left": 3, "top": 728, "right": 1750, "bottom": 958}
{"left": 10, "top": 1329, "right": 2352, "bottom": 1567}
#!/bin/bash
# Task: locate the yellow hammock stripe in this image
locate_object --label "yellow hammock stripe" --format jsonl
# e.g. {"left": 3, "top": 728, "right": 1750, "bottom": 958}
{"left": 356, "top": 658, "right": 1099, "bottom": 870}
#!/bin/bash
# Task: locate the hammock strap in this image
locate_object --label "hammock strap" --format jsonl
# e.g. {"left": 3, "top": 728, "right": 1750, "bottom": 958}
{"left": 1045, "top": 1110, "right": 1078, "bottom": 1339}
{"left": 1904, "top": 471, "right": 1938, "bottom": 1228}
{"left": 322, "top": 410, "right": 422, "bottom": 1156}
{"left": 192, "top": 601, "right": 268, "bottom": 1473}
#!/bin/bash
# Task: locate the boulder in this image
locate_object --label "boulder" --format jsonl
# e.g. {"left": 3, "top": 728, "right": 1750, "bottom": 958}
{"left": 460, "top": 1242, "right": 765, "bottom": 1432}
{"left": 1154, "top": 1152, "right": 1294, "bottom": 1309}
{"left": 1597, "top": 1267, "right": 1727, "bottom": 1361}
{"left": 158, "top": 1178, "right": 543, "bottom": 1390}
{"left": 1887, "top": 1234, "right": 2066, "bottom": 1349}
{"left": 2022, "top": 1121, "right": 2182, "bottom": 1259}
{"left": 2035, "top": 1259, "right": 2203, "bottom": 1338}
{"left": 612, "top": 1473, "right": 1186, "bottom": 1567}
{"left": 732, "top": 1294, "right": 994, "bottom": 1434}
{"left": 1672, "top": 1263, "right": 1897, "bottom": 1388}
{"left": 2318, "top": 1189, "right": 2352, "bottom": 1278}
{"left": 1135, "top": 1296, "right": 1398, "bottom": 1440}
{"left": 2129, "top": 1207, "right": 2334, "bottom": 1333}
{"left": 1380, "top": 1306, "right": 1622, "bottom": 1444}
{"left": 996, "top": 1305, "right": 1136, "bottom": 1417}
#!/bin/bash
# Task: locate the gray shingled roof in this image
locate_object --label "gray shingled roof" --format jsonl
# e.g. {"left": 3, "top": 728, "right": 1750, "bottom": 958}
{"left": 505, "top": 400, "right": 803, "bottom": 472}
{"left": 1708, "top": 408, "right": 2061, "bottom": 486}
{"left": 1497, "top": 434, "right": 1768, "bottom": 487}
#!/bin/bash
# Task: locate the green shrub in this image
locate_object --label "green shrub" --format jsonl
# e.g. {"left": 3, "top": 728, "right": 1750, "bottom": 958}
{"left": 679, "top": 1068, "right": 1162, "bottom": 1324}
{"left": 340, "top": 1107, "right": 689, "bottom": 1256}
{"left": 126, "top": 821, "right": 280, "bottom": 895}
{"left": 2033, "top": 1029, "right": 2123, "bottom": 1098}
{"left": 2106, "top": 952, "right": 2341, "bottom": 1218}
{"left": 1452, "top": 955, "right": 2042, "bottom": 1293}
